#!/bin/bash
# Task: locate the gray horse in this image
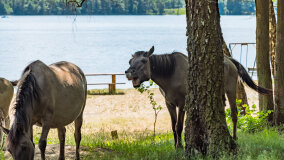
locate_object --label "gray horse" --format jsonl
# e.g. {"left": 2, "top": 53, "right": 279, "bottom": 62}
{"left": 125, "top": 46, "right": 271, "bottom": 148}
{"left": 1, "top": 60, "right": 87, "bottom": 160}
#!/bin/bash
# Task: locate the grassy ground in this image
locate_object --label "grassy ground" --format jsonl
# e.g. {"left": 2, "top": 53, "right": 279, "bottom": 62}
{"left": 26, "top": 128, "right": 284, "bottom": 160}
{"left": 87, "top": 89, "right": 125, "bottom": 95}
{"left": 3, "top": 87, "right": 283, "bottom": 159}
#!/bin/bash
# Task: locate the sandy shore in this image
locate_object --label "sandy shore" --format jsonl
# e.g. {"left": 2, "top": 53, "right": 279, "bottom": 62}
{"left": 82, "top": 86, "right": 259, "bottom": 133}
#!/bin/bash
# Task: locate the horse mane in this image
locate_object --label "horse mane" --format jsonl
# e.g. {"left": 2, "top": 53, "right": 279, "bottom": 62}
{"left": 149, "top": 53, "right": 176, "bottom": 77}
{"left": 8, "top": 64, "right": 41, "bottom": 145}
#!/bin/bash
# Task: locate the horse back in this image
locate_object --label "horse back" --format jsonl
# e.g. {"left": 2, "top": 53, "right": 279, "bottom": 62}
{"left": 0, "top": 78, "right": 14, "bottom": 116}
{"left": 26, "top": 61, "right": 87, "bottom": 127}
{"left": 49, "top": 61, "right": 87, "bottom": 90}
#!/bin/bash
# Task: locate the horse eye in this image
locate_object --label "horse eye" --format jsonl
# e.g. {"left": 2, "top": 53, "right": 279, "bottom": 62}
{"left": 22, "top": 146, "right": 27, "bottom": 150}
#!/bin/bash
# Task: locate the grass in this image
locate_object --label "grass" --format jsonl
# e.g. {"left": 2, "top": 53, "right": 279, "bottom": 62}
{"left": 87, "top": 89, "right": 125, "bottom": 95}
{"left": 236, "top": 128, "right": 284, "bottom": 160}
{"left": 24, "top": 126, "right": 284, "bottom": 160}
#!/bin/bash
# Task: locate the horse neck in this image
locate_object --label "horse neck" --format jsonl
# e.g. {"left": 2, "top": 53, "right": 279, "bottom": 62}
{"left": 13, "top": 101, "right": 33, "bottom": 135}
{"left": 149, "top": 54, "right": 175, "bottom": 91}
{"left": 150, "top": 72, "right": 171, "bottom": 91}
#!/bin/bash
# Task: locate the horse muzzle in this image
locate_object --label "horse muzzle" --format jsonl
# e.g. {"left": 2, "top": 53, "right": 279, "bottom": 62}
{"left": 125, "top": 72, "right": 133, "bottom": 80}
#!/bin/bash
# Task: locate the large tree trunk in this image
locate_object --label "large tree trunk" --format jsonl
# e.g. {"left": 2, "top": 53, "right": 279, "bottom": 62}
{"left": 184, "top": 0, "right": 236, "bottom": 157}
{"left": 223, "top": 40, "right": 248, "bottom": 114}
{"left": 269, "top": 0, "right": 276, "bottom": 77}
{"left": 255, "top": 0, "right": 274, "bottom": 122}
{"left": 274, "top": 0, "right": 284, "bottom": 124}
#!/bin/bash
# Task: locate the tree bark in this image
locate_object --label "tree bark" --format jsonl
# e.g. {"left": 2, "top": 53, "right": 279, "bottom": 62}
{"left": 184, "top": 0, "right": 236, "bottom": 157}
{"left": 269, "top": 0, "right": 276, "bottom": 77}
{"left": 274, "top": 0, "right": 284, "bottom": 124}
{"left": 255, "top": 0, "right": 274, "bottom": 122}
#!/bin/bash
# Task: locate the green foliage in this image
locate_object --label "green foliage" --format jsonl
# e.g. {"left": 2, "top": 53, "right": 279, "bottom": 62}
{"left": 135, "top": 80, "right": 162, "bottom": 137}
{"left": 135, "top": 80, "right": 162, "bottom": 114}
{"left": 226, "top": 99, "right": 273, "bottom": 133}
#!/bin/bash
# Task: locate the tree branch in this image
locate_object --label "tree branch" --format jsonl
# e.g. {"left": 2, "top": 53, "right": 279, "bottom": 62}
{"left": 66, "top": 0, "right": 86, "bottom": 7}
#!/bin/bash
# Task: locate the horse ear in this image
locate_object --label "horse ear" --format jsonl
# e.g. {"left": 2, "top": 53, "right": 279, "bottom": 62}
{"left": 1, "top": 126, "right": 10, "bottom": 135}
{"left": 145, "top": 46, "right": 154, "bottom": 57}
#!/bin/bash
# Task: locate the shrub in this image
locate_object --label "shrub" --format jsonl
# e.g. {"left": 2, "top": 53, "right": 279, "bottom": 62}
{"left": 226, "top": 99, "right": 273, "bottom": 133}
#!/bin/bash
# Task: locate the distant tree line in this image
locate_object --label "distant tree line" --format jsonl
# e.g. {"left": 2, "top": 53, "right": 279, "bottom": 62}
{"left": 0, "top": 0, "right": 255, "bottom": 15}
{"left": 219, "top": 0, "right": 255, "bottom": 15}
{"left": 0, "top": 0, "right": 183, "bottom": 15}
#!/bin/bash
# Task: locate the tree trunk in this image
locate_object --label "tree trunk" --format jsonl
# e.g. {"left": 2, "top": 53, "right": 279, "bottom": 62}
{"left": 274, "top": 0, "right": 284, "bottom": 124}
{"left": 255, "top": 0, "right": 274, "bottom": 122}
{"left": 269, "top": 0, "right": 276, "bottom": 77}
{"left": 184, "top": 0, "right": 236, "bottom": 157}
{"left": 223, "top": 40, "right": 248, "bottom": 114}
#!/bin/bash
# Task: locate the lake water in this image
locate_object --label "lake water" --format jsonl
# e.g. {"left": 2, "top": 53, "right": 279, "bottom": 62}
{"left": 0, "top": 15, "right": 256, "bottom": 89}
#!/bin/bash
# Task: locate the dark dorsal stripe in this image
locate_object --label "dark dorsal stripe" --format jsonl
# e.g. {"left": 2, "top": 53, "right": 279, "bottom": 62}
{"left": 149, "top": 53, "right": 176, "bottom": 77}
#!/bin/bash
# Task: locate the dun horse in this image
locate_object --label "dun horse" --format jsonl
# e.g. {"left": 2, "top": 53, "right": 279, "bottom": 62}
{"left": 1, "top": 60, "right": 87, "bottom": 160}
{"left": 0, "top": 78, "right": 17, "bottom": 148}
{"left": 125, "top": 46, "right": 271, "bottom": 148}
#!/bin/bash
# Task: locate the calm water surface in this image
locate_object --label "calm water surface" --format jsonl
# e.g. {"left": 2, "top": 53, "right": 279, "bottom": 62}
{"left": 0, "top": 15, "right": 256, "bottom": 88}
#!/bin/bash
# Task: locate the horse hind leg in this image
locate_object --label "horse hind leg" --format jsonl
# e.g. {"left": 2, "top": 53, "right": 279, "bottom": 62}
{"left": 226, "top": 89, "right": 238, "bottom": 140}
{"left": 57, "top": 127, "right": 66, "bottom": 160}
{"left": 74, "top": 113, "right": 83, "bottom": 160}
{"left": 166, "top": 102, "right": 177, "bottom": 148}
{"left": 176, "top": 106, "right": 185, "bottom": 148}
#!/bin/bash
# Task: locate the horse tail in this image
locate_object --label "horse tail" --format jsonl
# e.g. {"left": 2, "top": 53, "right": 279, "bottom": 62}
{"left": 229, "top": 57, "right": 272, "bottom": 95}
{"left": 10, "top": 80, "right": 18, "bottom": 86}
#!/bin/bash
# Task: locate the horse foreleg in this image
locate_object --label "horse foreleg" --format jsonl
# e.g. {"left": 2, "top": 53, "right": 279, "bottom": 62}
{"left": 1, "top": 116, "right": 10, "bottom": 150}
{"left": 166, "top": 102, "right": 177, "bottom": 148}
{"left": 57, "top": 127, "right": 66, "bottom": 160}
{"left": 176, "top": 106, "right": 185, "bottom": 149}
{"left": 74, "top": 113, "right": 83, "bottom": 160}
{"left": 39, "top": 125, "right": 50, "bottom": 160}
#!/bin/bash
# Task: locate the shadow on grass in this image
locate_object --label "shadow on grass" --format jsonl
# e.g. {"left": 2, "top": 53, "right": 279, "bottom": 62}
{"left": 80, "top": 128, "right": 284, "bottom": 160}
{"left": 80, "top": 132, "right": 186, "bottom": 160}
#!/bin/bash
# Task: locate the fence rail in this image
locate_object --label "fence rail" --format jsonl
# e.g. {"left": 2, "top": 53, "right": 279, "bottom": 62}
{"left": 85, "top": 73, "right": 126, "bottom": 94}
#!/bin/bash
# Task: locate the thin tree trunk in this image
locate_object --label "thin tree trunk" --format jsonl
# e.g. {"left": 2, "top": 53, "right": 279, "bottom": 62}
{"left": 223, "top": 40, "right": 248, "bottom": 114}
{"left": 255, "top": 0, "right": 274, "bottom": 122}
{"left": 184, "top": 0, "right": 236, "bottom": 157}
{"left": 274, "top": 0, "right": 284, "bottom": 124}
{"left": 269, "top": 0, "right": 276, "bottom": 77}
